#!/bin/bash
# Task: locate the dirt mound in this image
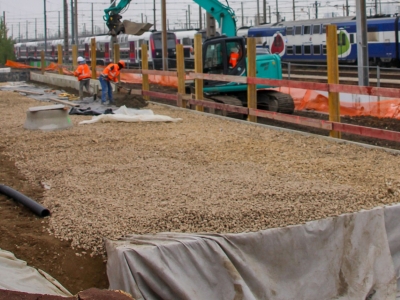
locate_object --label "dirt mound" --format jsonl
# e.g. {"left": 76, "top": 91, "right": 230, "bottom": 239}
{"left": 113, "top": 94, "right": 148, "bottom": 109}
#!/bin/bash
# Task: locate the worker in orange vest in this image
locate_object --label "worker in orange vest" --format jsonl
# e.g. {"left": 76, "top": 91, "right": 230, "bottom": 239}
{"left": 74, "top": 56, "right": 92, "bottom": 100}
{"left": 99, "top": 60, "right": 126, "bottom": 105}
{"left": 229, "top": 47, "right": 240, "bottom": 68}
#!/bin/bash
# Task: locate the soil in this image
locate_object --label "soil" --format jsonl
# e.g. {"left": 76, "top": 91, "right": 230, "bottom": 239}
{"left": 1, "top": 81, "right": 400, "bottom": 296}
{"left": 0, "top": 148, "right": 109, "bottom": 295}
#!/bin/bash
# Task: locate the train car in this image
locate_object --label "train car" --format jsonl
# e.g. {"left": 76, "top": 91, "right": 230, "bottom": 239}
{"left": 236, "top": 26, "right": 252, "bottom": 37}
{"left": 14, "top": 31, "right": 178, "bottom": 69}
{"left": 248, "top": 16, "right": 400, "bottom": 66}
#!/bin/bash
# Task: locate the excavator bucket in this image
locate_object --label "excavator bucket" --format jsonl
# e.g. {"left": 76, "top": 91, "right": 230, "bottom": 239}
{"left": 122, "top": 20, "right": 153, "bottom": 36}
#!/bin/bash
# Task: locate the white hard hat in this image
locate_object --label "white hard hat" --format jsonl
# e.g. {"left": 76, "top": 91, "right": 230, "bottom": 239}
{"left": 77, "top": 56, "right": 85, "bottom": 62}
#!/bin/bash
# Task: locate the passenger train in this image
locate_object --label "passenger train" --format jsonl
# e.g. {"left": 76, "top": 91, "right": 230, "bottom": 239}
{"left": 14, "top": 31, "right": 178, "bottom": 69}
{"left": 247, "top": 15, "right": 400, "bottom": 67}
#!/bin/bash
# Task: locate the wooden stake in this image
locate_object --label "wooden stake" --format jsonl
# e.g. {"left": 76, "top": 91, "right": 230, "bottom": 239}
{"left": 41, "top": 51, "right": 45, "bottom": 75}
{"left": 247, "top": 37, "right": 257, "bottom": 123}
{"left": 176, "top": 44, "right": 186, "bottom": 108}
{"left": 326, "top": 24, "right": 341, "bottom": 139}
{"left": 72, "top": 44, "right": 78, "bottom": 70}
{"left": 57, "top": 44, "right": 63, "bottom": 75}
{"left": 194, "top": 34, "right": 203, "bottom": 112}
{"left": 91, "top": 38, "right": 97, "bottom": 79}
{"left": 114, "top": 43, "right": 120, "bottom": 83}
{"left": 142, "top": 44, "right": 150, "bottom": 101}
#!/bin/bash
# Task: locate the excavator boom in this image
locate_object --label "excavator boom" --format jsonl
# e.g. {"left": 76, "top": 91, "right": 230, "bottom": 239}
{"left": 192, "top": 0, "right": 237, "bottom": 36}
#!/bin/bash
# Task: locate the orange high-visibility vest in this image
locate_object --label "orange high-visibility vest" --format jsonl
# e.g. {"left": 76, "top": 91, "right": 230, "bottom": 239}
{"left": 74, "top": 64, "right": 91, "bottom": 81}
{"left": 229, "top": 52, "right": 239, "bottom": 68}
{"left": 101, "top": 63, "right": 120, "bottom": 82}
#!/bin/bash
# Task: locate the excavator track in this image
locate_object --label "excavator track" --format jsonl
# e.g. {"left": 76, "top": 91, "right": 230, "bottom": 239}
{"left": 257, "top": 90, "right": 295, "bottom": 114}
{"left": 205, "top": 95, "right": 245, "bottom": 118}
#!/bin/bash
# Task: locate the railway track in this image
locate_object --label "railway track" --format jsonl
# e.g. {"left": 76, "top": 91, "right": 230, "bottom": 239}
{"left": 281, "top": 63, "right": 400, "bottom": 88}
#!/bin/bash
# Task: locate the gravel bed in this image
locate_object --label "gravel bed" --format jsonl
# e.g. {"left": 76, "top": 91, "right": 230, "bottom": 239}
{"left": 1, "top": 91, "right": 400, "bottom": 256}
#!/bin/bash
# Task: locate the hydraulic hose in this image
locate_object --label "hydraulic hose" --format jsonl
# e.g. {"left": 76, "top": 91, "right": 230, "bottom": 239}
{"left": 0, "top": 184, "right": 51, "bottom": 217}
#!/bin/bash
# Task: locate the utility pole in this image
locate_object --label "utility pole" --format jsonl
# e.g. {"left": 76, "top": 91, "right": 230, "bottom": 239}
{"left": 188, "top": 5, "right": 191, "bottom": 29}
{"left": 153, "top": 0, "right": 156, "bottom": 31}
{"left": 356, "top": 0, "right": 369, "bottom": 86}
{"left": 269, "top": 6, "right": 271, "bottom": 23}
{"left": 346, "top": 0, "right": 349, "bottom": 16}
{"left": 263, "top": 0, "right": 267, "bottom": 24}
{"left": 74, "top": 0, "right": 78, "bottom": 42}
{"left": 2, "top": 11, "right": 5, "bottom": 38}
{"left": 257, "top": 0, "right": 260, "bottom": 25}
{"left": 44, "top": 0, "right": 47, "bottom": 54}
{"left": 26, "top": 20, "right": 28, "bottom": 40}
{"left": 161, "top": 0, "right": 167, "bottom": 70}
{"left": 241, "top": 2, "right": 244, "bottom": 27}
{"left": 141, "top": 13, "right": 143, "bottom": 23}
{"left": 293, "top": 0, "right": 296, "bottom": 21}
{"left": 185, "top": 10, "right": 188, "bottom": 29}
{"left": 35, "top": 19, "right": 37, "bottom": 39}
{"left": 199, "top": 6, "right": 202, "bottom": 29}
{"left": 19, "top": 22, "right": 20, "bottom": 42}
{"left": 64, "top": 0, "right": 69, "bottom": 63}
{"left": 58, "top": 11, "right": 61, "bottom": 38}
{"left": 313, "top": 1, "right": 321, "bottom": 19}
{"left": 91, "top": 3, "right": 94, "bottom": 35}
{"left": 71, "top": 0, "right": 74, "bottom": 44}
{"left": 276, "top": 0, "right": 279, "bottom": 22}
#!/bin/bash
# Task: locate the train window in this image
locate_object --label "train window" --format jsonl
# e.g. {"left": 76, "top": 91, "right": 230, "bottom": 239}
{"left": 322, "top": 25, "right": 327, "bottom": 34}
{"left": 295, "top": 45, "right": 302, "bottom": 55}
{"left": 322, "top": 45, "right": 327, "bottom": 55}
{"left": 286, "top": 27, "right": 293, "bottom": 35}
{"left": 182, "top": 37, "right": 191, "bottom": 45}
{"left": 313, "top": 45, "right": 321, "bottom": 55}
{"left": 312, "top": 25, "right": 320, "bottom": 34}
{"left": 286, "top": 46, "right": 293, "bottom": 55}
{"left": 304, "top": 45, "right": 311, "bottom": 55}
{"left": 304, "top": 26, "right": 311, "bottom": 35}
{"left": 337, "top": 33, "right": 347, "bottom": 46}
{"left": 295, "top": 26, "right": 302, "bottom": 35}
{"left": 350, "top": 34, "right": 355, "bottom": 44}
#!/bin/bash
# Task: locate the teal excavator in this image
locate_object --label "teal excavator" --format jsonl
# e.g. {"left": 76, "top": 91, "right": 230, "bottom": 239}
{"left": 104, "top": 0, "right": 294, "bottom": 114}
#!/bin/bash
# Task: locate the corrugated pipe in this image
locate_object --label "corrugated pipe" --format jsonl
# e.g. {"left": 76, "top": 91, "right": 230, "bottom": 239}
{"left": 0, "top": 184, "right": 50, "bottom": 217}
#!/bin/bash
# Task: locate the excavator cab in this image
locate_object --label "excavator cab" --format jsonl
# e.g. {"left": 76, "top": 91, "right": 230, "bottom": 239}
{"left": 202, "top": 36, "right": 247, "bottom": 91}
{"left": 203, "top": 36, "right": 246, "bottom": 76}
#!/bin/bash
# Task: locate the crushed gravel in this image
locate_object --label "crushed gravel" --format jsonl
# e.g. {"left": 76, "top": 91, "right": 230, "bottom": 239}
{"left": 1, "top": 90, "right": 400, "bottom": 256}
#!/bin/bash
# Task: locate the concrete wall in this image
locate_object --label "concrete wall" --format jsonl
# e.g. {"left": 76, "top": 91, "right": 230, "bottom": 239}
{"left": 0, "top": 70, "right": 30, "bottom": 82}
{"left": 30, "top": 72, "right": 102, "bottom": 93}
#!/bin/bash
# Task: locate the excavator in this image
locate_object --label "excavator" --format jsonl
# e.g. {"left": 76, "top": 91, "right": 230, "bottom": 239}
{"left": 103, "top": 0, "right": 295, "bottom": 114}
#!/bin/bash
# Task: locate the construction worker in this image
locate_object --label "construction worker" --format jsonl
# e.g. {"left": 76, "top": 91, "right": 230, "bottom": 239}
{"left": 229, "top": 46, "right": 240, "bottom": 68}
{"left": 74, "top": 56, "right": 92, "bottom": 100}
{"left": 99, "top": 60, "right": 126, "bottom": 105}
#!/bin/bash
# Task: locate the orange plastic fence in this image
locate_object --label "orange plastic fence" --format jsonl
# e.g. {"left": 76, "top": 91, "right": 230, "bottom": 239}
{"left": 6, "top": 60, "right": 400, "bottom": 119}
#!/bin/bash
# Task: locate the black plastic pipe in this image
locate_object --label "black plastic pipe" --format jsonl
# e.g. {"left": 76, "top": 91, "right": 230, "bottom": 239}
{"left": 0, "top": 184, "right": 51, "bottom": 217}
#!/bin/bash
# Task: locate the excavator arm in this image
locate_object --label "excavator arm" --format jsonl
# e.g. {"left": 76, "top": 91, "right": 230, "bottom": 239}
{"left": 192, "top": 0, "right": 237, "bottom": 36}
{"left": 104, "top": 0, "right": 152, "bottom": 36}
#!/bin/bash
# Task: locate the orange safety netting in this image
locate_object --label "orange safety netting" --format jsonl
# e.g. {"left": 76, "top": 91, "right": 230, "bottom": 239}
{"left": 6, "top": 60, "right": 400, "bottom": 119}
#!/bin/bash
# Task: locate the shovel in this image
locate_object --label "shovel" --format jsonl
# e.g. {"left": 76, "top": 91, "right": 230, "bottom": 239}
{"left": 116, "top": 84, "right": 132, "bottom": 95}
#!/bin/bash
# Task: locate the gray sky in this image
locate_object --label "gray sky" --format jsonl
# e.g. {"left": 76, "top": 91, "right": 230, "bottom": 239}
{"left": 0, "top": 0, "right": 395, "bottom": 40}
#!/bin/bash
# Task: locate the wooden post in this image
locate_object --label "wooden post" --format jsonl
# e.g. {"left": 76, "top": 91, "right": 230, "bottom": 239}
{"left": 41, "top": 51, "right": 45, "bottom": 74}
{"left": 142, "top": 44, "right": 150, "bottom": 101}
{"left": 72, "top": 44, "right": 78, "bottom": 69}
{"left": 194, "top": 34, "right": 203, "bottom": 112}
{"left": 91, "top": 38, "right": 97, "bottom": 79}
{"left": 247, "top": 37, "right": 257, "bottom": 123}
{"left": 176, "top": 44, "right": 186, "bottom": 108}
{"left": 57, "top": 44, "right": 63, "bottom": 75}
{"left": 326, "top": 24, "right": 341, "bottom": 138}
{"left": 114, "top": 43, "right": 120, "bottom": 83}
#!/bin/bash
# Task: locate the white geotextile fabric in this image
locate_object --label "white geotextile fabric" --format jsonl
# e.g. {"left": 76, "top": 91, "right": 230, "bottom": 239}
{"left": 0, "top": 248, "right": 72, "bottom": 296}
{"left": 79, "top": 105, "right": 182, "bottom": 125}
{"left": 105, "top": 204, "right": 400, "bottom": 300}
